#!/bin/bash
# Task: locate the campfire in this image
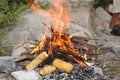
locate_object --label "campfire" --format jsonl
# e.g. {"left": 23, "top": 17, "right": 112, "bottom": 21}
{"left": 15, "top": 0, "right": 107, "bottom": 76}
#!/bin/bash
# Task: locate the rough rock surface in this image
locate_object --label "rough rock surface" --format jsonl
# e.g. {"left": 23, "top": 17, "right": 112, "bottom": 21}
{"left": 11, "top": 70, "right": 40, "bottom": 80}
{"left": 12, "top": 46, "right": 27, "bottom": 58}
{"left": 0, "top": 9, "right": 93, "bottom": 49}
{"left": 96, "top": 7, "right": 111, "bottom": 22}
{"left": 0, "top": 10, "right": 47, "bottom": 48}
{"left": 0, "top": 56, "right": 16, "bottom": 73}
{"left": 92, "top": 7, "right": 120, "bottom": 79}
{"left": 0, "top": 73, "right": 15, "bottom": 80}
{"left": 71, "top": 1, "right": 95, "bottom": 30}
{"left": 0, "top": 0, "right": 94, "bottom": 49}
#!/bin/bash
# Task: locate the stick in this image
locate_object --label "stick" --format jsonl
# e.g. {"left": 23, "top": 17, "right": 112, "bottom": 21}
{"left": 55, "top": 48, "right": 81, "bottom": 59}
{"left": 68, "top": 55, "right": 87, "bottom": 67}
{"left": 14, "top": 54, "right": 34, "bottom": 62}
{"left": 26, "top": 51, "right": 49, "bottom": 70}
{"left": 71, "top": 36, "right": 97, "bottom": 41}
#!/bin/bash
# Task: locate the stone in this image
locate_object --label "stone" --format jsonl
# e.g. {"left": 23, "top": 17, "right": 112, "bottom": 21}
{"left": 93, "top": 66, "right": 103, "bottom": 76}
{"left": 11, "top": 70, "right": 40, "bottom": 80}
{"left": 0, "top": 9, "right": 47, "bottom": 48}
{"left": 95, "top": 7, "right": 111, "bottom": 22}
{"left": 0, "top": 7, "right": 94, "bottom": 49}
{"left": 0, "top": 0, "right": 95, "bottom": 49}
{"left": 12, "top": 46, "right": 27, "bottom": 58}
{"left": 112, "top": 45, "right": 120, "bottom": 56}
{"left": 0, "top": 56, "right": 16, "bottom": 73}
{"left": 0, "top": 73, "right": 15, "bottom": 80}
{"left": 70, "top": 23, "right": 93, "bottom": 37}
{"left": 71, "top": 1, "right": 95, "bottom": 30}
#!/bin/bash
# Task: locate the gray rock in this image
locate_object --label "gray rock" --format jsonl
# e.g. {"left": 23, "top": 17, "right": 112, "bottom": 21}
{"left": 93, "top": 66, "right": 103, "bottom": 76}
{"left": 112, "top": 45, "right": 120, "bottom": 57}
{"left": 0, "top": 10, "right": 47, "bottom": 48}
{"left": 0, "top": 7, "right": 94, "bottom": 49}
{"left": 0, "top": 73, "right": 15, "bottom": 80}
{"left": 92, "top": 14, "right": 111, "bottom": 38}
{"left": 11, "top": 70, "right": 40, "bottom": 80}
{"left": 96, "top": 7, "right": 111, "bottom": 22}
{"left": 12, "top": 46, "right": 27, "bottom": 58}
{"left": 70, "top": 23, "right": 93, "bottom": 37}
{"left": 71, "top": 1, "right": 95, "bottom": 30}
{"left": 0, "top": 56, "right": 16, "bottom": 73}
{"left": 113, "top": 77, "right": 120, "bottom": 80}
{"left": 0, "top": 0, "right": 95, "bottom": 49}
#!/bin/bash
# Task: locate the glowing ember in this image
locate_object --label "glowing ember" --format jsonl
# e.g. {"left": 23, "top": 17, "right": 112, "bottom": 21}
{"left": 29, "top": 0, "right": 87, "bottom": 66}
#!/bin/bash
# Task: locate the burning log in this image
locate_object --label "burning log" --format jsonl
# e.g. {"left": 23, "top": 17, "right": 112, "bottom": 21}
{"left": 52, "top": 58, "right": 73, "bottom": 73}
{"left": 26, "top": 51, "right": 49, "bottom": 70}
{"left": 68, "top": 55, "right": 87, "bottom": 67}
{"left": 39, "top": 65, "right": 56, "bottom": 76}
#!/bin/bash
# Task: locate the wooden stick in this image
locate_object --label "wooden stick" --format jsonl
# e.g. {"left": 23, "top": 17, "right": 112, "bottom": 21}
{"left": 55, "top": 48, "right": 87, "bottom": 62}
{"left": 71, "top": 36, "right": 97, "bottom": 42}
{"left": 26, "top": 51, "right": 49, "bottom": 70}
{"left": 39, "top": 65, "right": 56, "bottom": 76}
{"left": 14, "top": 54, "right": 34, "bottom": 62}
{"left": 52, "top": 58, "right": 73, "bottom": 73}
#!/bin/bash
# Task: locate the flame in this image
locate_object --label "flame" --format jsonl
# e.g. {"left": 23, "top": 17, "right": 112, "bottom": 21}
{"left": 29, "top": 0, "right": 87, "bottom": 66}
{"left": 83, "top": 54, "right": 87, "bottom": 61}
{"left": 31, "top": 33, "right": 47, "bottom": 54}
{"left": 68, "top": 55, "right": 87, "bottom": 67}
{"left": 31, "top": 0, "right": 78, "bottom": 54}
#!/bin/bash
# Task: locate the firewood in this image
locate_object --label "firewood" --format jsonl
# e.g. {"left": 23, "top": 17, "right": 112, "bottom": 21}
{"left": 56, "top": 49, "right": 88, "bottom": 62}
{"left": 39, "top": 65, "right": 56, "bottom": 76}
{"left": 14, "top": 54, "right": 34, "bottom": 62}
{"left": 71, "top": 36, "right": 95, "bottom": 42}
{"left": 26, "top": 51, "right": 49, "bottom": 70}
{"left": 55, "top": 49, "right": 80, "bottom": 58}
{"left": 68, "top": 55, "right": 87, "bottom": 67}
{"left": 52, "top": 58, "right": 73, "bottom": 73}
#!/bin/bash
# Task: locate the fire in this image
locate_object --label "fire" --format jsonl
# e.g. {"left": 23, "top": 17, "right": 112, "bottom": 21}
{"left": 29, "top": 0, "right": 87, "bottom": 66}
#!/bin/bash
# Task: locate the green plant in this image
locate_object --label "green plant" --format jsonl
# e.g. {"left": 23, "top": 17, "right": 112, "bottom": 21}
{"left": 0, "top": 41, "right": 12, "bottom": 56}
{"left": 0, "top": 0, "right": 30, "bottom": 28}
{"left": 40, "top": 1, "right": 50, "bottom": 10}
{"left": 94, "top": 0, "right": 113, "bottom": 8}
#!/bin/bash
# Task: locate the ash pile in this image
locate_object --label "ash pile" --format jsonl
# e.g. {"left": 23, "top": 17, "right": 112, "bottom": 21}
{"left": 39, "top": 64, "right": 105, "bottom": 80}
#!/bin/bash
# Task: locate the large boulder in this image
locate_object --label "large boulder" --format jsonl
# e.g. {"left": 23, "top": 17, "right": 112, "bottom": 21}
{"left": 0, "top": 10, "right": 47, "bottom": 48}
{"left": 0, "top": 8, "right": 93, "bottom": 49}
{"left": 96, "top": 7, "right": 111, "bottom": 22}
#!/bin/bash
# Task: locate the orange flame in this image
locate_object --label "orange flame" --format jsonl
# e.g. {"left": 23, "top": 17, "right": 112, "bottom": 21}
{"left": 31, "top": 33, "right": 47, "bottom": 54}
{"left": 83, "top": 54, "right": 87, "bottom": 61}
{"left": 29, "top": 0, "right": 87, "bottom": 66}
{"left": 30, "top": 0, "right": 78, "bottom": 54}
{"left": 68, "top": 55, "right": 87, "bottom": 67}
